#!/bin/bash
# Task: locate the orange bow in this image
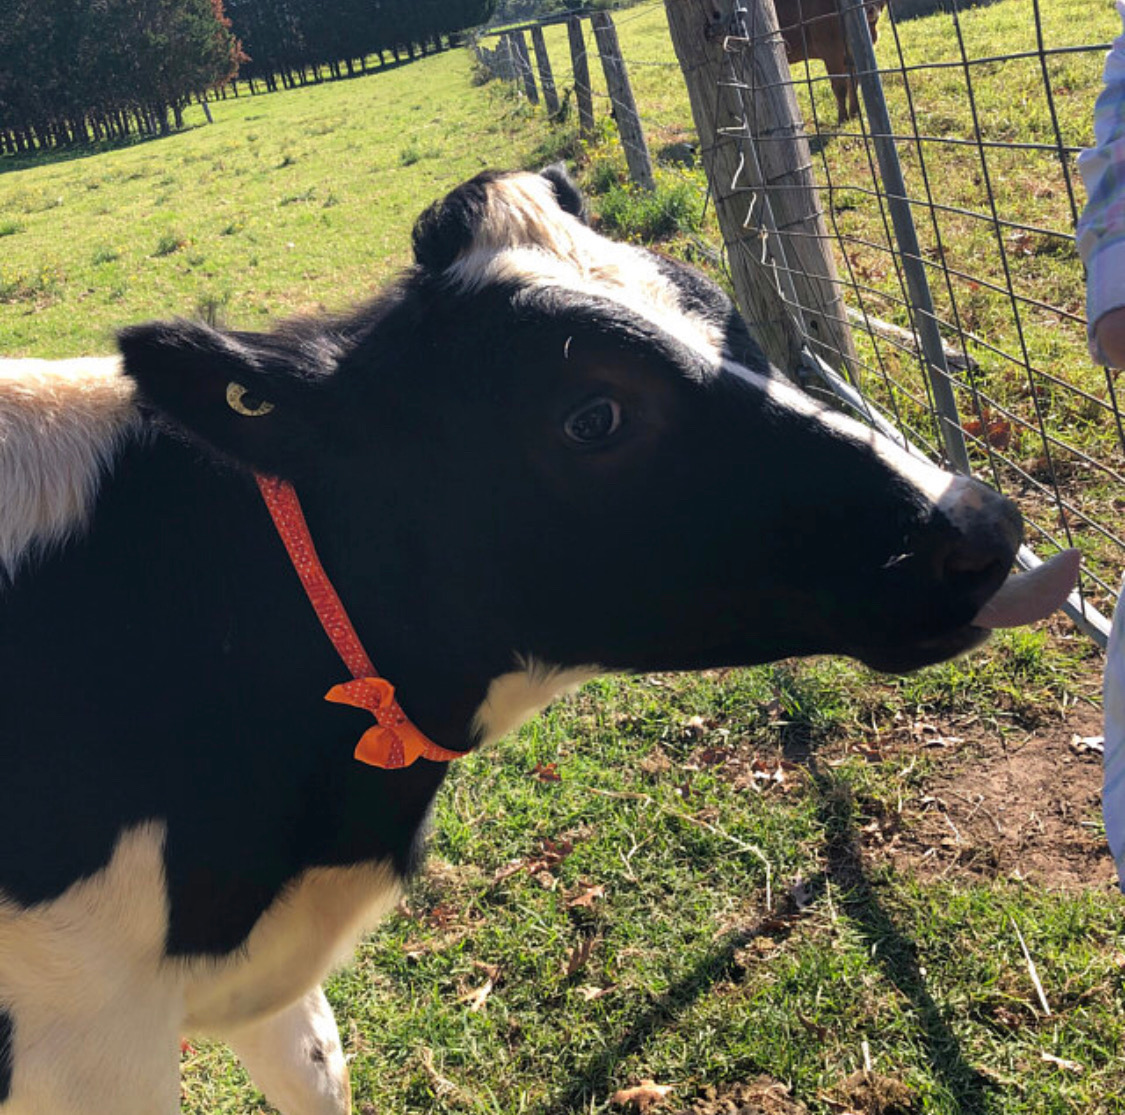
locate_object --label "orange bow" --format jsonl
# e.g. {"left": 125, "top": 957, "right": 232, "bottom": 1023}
{"left": 325, "top": 677, "right": 468, "bottom": 769}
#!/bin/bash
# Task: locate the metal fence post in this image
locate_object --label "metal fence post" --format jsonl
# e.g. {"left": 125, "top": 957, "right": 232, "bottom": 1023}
{"left": 840, "top": 0, "right": 970, "bottom": 473}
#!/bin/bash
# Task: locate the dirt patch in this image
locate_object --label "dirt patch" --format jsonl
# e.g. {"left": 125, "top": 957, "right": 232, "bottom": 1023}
{"left": 674, "top": 1076, "right": 809, "bottom": 1115}
{"left": 829, "top": 1071, "right": 916, "bottom": 1114}
{"left": 870, "top": 705, "right": 1115, "bottom": 890}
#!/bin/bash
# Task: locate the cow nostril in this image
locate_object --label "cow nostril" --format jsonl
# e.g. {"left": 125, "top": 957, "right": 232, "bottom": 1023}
{"left": 945, "top": 554, "right": 1006, "bottom": 586}
{"left": 940, "top": 548, "right": 1010, "bottom": 600}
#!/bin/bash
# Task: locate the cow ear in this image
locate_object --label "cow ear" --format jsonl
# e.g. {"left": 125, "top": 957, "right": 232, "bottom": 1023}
{"left": 412, "top": 172, "right": 496, "bottom": 272}
{"left": 117, "top": 318, "right": 332, "bottom": 474}
{"left": 540, "top": 163, "right": 588, "bottom": 224}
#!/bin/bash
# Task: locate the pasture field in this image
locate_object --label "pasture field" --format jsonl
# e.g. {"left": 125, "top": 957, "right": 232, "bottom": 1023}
{"left": 3, "top": 5, "right": 1124, "bottom": 1114}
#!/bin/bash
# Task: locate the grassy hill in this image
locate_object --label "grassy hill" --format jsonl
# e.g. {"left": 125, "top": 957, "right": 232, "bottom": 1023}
{"left": 3, "top": 5, "right": 1123, "bottom": 1113}
{"left": 0, "top": 49, "right": 559, "bottom": 357}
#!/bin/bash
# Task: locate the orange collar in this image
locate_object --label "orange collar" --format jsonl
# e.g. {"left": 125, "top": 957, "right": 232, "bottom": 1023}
{"left": 255, "top": 474, "right": 466, "bottom": 770}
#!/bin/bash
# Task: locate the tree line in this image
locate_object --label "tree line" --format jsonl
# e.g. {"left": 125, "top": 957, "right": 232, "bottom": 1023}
{"left": 226, "top": 0, "right": 495, "bottom": 90}
{"left": 0, "top": 0, "right": 496, "bottom": 156}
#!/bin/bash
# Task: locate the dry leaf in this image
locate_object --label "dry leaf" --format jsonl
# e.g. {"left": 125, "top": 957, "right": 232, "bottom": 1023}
{"left": 458, "top": 978, "right": 494, "bottom": 1012}
{"left": 564, "top": 935, "right": 597, "bottom": 977}
{"left": 1071, "top": 734, "right": 1105, "bottom": 754}
{"left": 427, "top": 903, "right": 460, "bottom": 929}
{"left": 492, "top": 859, "right": 526, "bottom": 884}
{"left": 540, "top": 837, "right": 574, "bottom": 864}
{"left": 576, "top": 983, "right": 615, "bottom": 1001}
{"left": 567, "top": 883, "right": 606, "bottom": 908}
{"left": 611, "top": 1079, "right": 674, "bottom": 1111}
{"left": 533, "top": 761, "right": 561, "bottom": 782}
{"left": 1040, "top": 1052, "right": 1085, "bottom": 1073}
{"left": 533, "top": 869, "right": 558, "bottom": 891}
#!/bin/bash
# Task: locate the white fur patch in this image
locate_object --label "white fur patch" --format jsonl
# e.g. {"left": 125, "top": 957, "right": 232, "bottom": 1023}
{"left": 0, "top": 823, "right": 182, "bottom": 1113}
{"left": 448, "top": 174, "right": 724, "bottom": 366}
{"left": 0, "top": 821, "right": 397, "bottom": 1111}
{"left": 720, "top": 357, "right": 960, "bottom": 511}
{"left": 472, "top": 657, "right": 602, "bottom": 747}
{"left": 182, "top": 861, "right": 400, "bottom": 1033}
{"left": 0, "top": 357, "right": 139, "bottom": 580}
{"left": 226, "top": 986, "right": 351, "bottom": 1115}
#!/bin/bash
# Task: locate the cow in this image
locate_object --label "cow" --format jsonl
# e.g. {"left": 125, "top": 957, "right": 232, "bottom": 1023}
{"left": 0, "top": 166, "right": 1077, "bottom": 1114}
{"left": 773, "top": 0, "right": 887, "bottom": 124}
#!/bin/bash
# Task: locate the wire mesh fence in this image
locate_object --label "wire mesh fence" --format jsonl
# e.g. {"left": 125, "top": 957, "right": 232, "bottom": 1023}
{"left": 481, "top": 0, "right": 1121, "bottom": 645}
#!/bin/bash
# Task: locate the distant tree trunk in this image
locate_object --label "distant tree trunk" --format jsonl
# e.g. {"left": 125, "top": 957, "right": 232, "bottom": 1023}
{"left": 172, "top": 101, "right": 184, "bottom": 129}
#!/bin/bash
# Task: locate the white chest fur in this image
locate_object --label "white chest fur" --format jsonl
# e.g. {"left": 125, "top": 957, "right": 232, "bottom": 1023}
{"left": 182, "top": 859, "right": 400, "bottom": 1034}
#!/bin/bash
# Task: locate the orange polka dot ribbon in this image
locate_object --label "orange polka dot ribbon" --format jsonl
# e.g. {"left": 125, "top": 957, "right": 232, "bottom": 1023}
{"left": 255, "top": 474, "right": 467, "bottom": 770}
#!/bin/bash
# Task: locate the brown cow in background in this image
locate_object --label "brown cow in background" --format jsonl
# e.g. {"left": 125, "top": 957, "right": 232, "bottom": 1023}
{"left": 773, "top": 0, "right": 887, "bottom": 123}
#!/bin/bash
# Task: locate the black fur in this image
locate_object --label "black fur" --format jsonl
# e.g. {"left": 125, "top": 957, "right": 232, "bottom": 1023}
{"left": 540, "top": 162, "right": 589, "bottom": 223}
{"left": 0, "top": 1008, "right": 12, "bottom": 1102}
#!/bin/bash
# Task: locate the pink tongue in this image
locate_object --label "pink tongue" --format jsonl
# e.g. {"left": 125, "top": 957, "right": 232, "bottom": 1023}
{"left": 972, "top": 549, "right": 1081, "bottom": 629}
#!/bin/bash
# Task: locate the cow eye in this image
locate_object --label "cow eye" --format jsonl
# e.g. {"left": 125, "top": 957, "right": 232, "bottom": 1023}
{"left": 226, "top": 381, "right": 275, "bottom": 417}
{"left": 564, "top": 397, "right": 622, "bottom": 445}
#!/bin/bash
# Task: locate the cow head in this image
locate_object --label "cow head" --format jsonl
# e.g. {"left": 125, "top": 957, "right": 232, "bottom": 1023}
{"left": 118, "top": 168, "right": 1071, "bottom": 747}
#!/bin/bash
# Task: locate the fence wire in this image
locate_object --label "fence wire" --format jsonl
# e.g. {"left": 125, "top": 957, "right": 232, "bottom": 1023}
{"left": 716, "top": 0, "right": 1122, "bottom": 644}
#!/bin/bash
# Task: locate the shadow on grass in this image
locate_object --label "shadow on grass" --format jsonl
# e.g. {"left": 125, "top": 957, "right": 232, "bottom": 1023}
{"left": 807, "top": 757, "right": 994, "bottom": 1111}
{"left": 558, "top": 754, "right": 993, "bottom": 1112}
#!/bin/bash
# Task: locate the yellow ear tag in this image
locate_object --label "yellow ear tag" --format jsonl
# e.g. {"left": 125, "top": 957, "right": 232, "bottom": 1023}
{"left": 226, "top": 382, "right": 275, "bottom": 417}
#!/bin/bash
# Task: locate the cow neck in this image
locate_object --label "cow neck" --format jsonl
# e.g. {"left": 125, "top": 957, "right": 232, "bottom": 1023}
{"left": 255, "top": 473, "right": 466, "bottom": 771}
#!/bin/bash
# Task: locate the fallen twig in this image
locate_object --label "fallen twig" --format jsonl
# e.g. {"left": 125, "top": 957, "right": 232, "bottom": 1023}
{"left": 1010, "top": 914, "right": 1051, "bottom": 1017}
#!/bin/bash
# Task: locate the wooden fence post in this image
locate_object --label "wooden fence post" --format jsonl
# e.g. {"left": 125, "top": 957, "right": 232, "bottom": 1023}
{"left": 591, "top": 11, "right": 655, "bottom": 190}
{"left": 530, "top": 26, "right": 560, "bottom": 115}
{"left": 567, "top": 15, "right": 596, "bottom": 136}
{"left": 511, "top": 31, "right": 539, "bottom": 105}
{"left": 664, "top": 0, "right": 858, "bottom": 378}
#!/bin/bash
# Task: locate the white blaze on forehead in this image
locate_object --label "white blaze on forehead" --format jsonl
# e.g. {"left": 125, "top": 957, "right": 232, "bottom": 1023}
{"left": 447, "top": 173, "right": 724, "bottom": 366}
{"left": 0, "top": 356, "right": 139, "bottom": 579}
{"left": 720, "top": 357, "right": 961, "bottom": 510}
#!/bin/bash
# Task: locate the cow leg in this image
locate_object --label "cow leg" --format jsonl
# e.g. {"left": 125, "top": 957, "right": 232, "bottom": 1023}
{"left": 226, "top": 986, "right": 351, "bottom": 1115}
{"left": 831, "top": 72, "right": 851, "bottom": 123}
{"left": 847, "top": 72, "right": 861, "bottom": 120}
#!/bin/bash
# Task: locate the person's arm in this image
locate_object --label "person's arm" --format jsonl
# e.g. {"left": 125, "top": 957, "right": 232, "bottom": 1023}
{"left": 1077, "top": 0, "right": 1125, "bottom": 367}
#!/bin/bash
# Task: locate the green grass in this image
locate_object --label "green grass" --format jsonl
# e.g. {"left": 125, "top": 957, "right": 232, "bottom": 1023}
{"left": 0, "top": 50, "right": 559, "bottom": 356}
{"left": 177, "top": 634, "right": 1120, "bottom": 1114}
{"left": 3, "top": 10, "right": 1122, "bottom": 1114}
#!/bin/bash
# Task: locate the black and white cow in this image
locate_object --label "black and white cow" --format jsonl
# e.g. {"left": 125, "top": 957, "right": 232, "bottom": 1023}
{"left": 0, "top": 167, "right": 1074, "bottom": 1113}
